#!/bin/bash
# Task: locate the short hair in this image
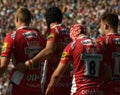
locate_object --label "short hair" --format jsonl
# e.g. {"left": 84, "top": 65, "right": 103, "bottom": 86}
{"left": 100, "top": 12, "right": 119, "bottom": 29}
{"left": 45, "top": 6, "right": 63, "bottom": 28}
{"left": 15, "top": 7, "right": 32, "bottom": 25}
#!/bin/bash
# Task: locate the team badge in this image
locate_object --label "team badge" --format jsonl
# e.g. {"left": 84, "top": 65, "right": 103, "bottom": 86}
{"left": 2, "top": 42, "right": 8, "bottom": 52}
{"left": 47, "top": 33, "right": 55, "bottom": 39}
{"left": 61, "top": 52, "right": 68, "bottom": 60}
{"left": 81, "top": 39, "right": 92, "bottom": 45}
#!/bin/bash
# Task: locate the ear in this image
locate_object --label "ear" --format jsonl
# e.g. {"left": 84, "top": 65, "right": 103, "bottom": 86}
{"left": 15, "top": 16, "right": 19, "bottom": 23}
{"left": 105, "top": 23, "right": 109, "bottom": 30}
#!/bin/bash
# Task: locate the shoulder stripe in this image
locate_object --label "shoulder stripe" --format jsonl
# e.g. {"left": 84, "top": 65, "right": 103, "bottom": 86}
{"left": 11, "top": 31, "right": 17, "bottom": 40}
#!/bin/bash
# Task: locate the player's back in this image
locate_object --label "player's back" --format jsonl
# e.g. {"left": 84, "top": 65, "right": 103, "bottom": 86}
{"left": 97, "top": 33, "right": 120, "bottom": 77}
{"left": 70, "top": 37, "right": 105, "bottom": 95}
{"left": 3, "top": 27, "right": 46, "bottom": 94}
{"left": 45, "top": 24, "right": 71, "bottom": 69}
{"left": 43, "top": 24, "right": 72, "bottom": 95}
{"left": 97, "top": 33, "right": 120, "bottom": 95}
{"left": 15, "top": 28, "right": 45, "bottom": 61}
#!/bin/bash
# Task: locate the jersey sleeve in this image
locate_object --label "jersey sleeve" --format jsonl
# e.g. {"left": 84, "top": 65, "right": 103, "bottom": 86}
{"left": 46, "top": 28, "right": 59, "bottom": 42}
{"left": 1, "top": 33, "right": 14, "bottom": 57}
{"left": 59, "top": 43, "right": 72, "bottom": 64}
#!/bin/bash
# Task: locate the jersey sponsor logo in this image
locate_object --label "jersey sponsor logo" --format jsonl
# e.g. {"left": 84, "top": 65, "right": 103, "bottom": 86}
{"left": 61, "top": 52, "right": 68, "bottom": 60}
{"left": 81, "top": 39, "right": 92, "bottom": 45}
{"left": 85, "top": 47, "right": 98, "bottom": 53}
{"left": 47, "top": 33, "right": 55, "bottom": 39}
{"left": 113, "top": 38, "right": 120, "bottom": 44}
{"left": 24, "top": 47, "right": 41, "bottom": 58}
{"left": 24, "top": 47, "right": 41, "bottom": 54}
{"left": 81, "top": 53, "right": 102, "bottom": 60}
{"left": 61, "top": 29, "right": 69, "bottom": 34}
{"left": 82, "top": 89, "right": 103, "bottom": 95}
{"left": 29, "top": 41, "right": 40, "bottom": 47}
{"left": 2, "top": 42, "right": 8, "bottom": 52}
{"left": 112, "top": 52, "right": 120, "bottom": 58}
{"left": 26, "top": 74, "right": 40, "bottom": 82}
{"left": 23, "top": 31, "right": 37, "bottom": 38}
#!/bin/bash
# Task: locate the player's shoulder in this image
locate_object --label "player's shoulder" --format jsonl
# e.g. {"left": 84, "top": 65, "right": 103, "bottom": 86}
{"left": 69, "top": 38, "right": 89, "bottom": 48}
{"left": 74, "top": 38, "right": 93, "bottom": 47}
{"left": 4, "top": 31, "right": 16, "bottom": 39}
{"left": 51, "top": 24, "right": 69, "bottom": 33}
{"left": 30, "top": 28, "right": 40, "bottom": 32}
{"left": 96, "top": 36, "right": 107, "bottom": 44}
{"left": 96, "top": 36, "right": 106, "bottom": 40}
{"left": 50, "top": 26, "right": 59, "bottom": 34}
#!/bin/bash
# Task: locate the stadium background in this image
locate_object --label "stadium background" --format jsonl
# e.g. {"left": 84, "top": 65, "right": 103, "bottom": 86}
{"left": 0, "top": 0, "right": 120, "bottom": 94}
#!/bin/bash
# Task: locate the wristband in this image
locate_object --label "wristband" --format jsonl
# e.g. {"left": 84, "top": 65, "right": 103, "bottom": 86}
{"left": 25, "top": 59, "right": 33, "bottom": 67}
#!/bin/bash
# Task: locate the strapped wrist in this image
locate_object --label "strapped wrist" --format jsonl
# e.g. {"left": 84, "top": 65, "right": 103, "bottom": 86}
{"left": 25, "top": 59, "right": 33, "bottom": 67}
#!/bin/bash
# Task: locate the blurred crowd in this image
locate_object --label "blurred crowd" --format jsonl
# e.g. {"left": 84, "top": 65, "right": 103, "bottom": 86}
{"left": 0, "top": 0, "right": 120, "bottom": 94}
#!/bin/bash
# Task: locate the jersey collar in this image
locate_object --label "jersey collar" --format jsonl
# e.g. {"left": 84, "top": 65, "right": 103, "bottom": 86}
{"left": 77, "top": 34, "right": 88, "bottom": 39}
{"left": 17, "top": 26, "right": 29, "bottom": 30}
{"left": 107, "top": 32, "right": 117, "bottom": 35}
{"left": 51, "top": 24, "right": 62, "bottom": 28}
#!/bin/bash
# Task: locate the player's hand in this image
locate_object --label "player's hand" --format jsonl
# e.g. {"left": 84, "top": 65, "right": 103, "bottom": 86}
{"left": 15, "top": 62, "right": 28, "bottom": 72}
{"left": 45, "top": 87, "right": 54, "bottom": 95}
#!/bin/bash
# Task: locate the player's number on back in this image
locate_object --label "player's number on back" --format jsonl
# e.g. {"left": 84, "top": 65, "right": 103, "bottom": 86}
{"left": 89, "top": 61, "right": 96, "bottom": 75}
{"left": 82, "top": 54, "right": 102, "bottom": 77}
{"left": 84, "top": 60, "right": 99, "bottom": 77}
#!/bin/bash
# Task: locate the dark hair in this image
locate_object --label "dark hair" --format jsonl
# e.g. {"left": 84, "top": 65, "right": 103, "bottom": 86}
{"left": 100, "top": 12, "right": 119, "bottom": 29}
{"left": 15, "top": 7, "right": 32, "bottom": 25}
{"left": 45, "top": 6, "right": 63, "bottom": 28}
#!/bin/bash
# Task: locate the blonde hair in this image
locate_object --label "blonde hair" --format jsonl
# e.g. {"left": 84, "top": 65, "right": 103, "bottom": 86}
{"left": 15, "top": 7, "right": 32, "bottom": 25}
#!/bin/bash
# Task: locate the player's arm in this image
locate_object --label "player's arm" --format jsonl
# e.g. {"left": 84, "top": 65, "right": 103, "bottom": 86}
{"left": 45, "top": 43, "right": 71, "bottom": 95}
{"left": 0, "top": 57, "right": 10, "bottom": 77}
{"left": 32, "top": 29, "right": 57, "bottom": 64}
{"left": 32, "top": 40, "right": 57, "bottom": 64}
{"left": 45, "top": 62, "right": 69, "bottom": 95}
{"left": 16, "top": 40, "right": 57, "bottom": 72}
{"left": 0, "top": 34, "right": 13, "bottom": 77}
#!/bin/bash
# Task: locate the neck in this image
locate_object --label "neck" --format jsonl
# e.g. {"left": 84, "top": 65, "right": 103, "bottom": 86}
{"left": 50, "top": 22, "right": 59, "bottom": 28}
{"left": 16, "top": 22, "right": 28, "bottom": 29}
{"left": 77, "top": 34, "right": 87, "bottom": 39}
{"left": 106, "top": 28, "right": 116, "bottom": 35}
